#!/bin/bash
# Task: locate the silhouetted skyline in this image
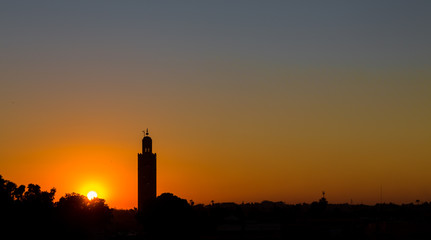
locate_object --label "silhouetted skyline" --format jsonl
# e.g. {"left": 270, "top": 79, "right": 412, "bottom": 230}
{"left": 3, "top": 174, "right": 431, "bottom": 239}
{"left": 1, "top": 1, "right": 431, "bottom": 209}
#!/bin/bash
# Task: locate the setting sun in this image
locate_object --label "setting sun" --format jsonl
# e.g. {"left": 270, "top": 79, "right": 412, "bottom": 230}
{"left": 87, "top": 191, "right": 98, "bottom": 200}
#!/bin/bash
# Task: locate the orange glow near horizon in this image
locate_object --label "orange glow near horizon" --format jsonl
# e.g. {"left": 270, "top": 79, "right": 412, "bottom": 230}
{"left": 2, "top": 103, "right": 431, "bottom": 209}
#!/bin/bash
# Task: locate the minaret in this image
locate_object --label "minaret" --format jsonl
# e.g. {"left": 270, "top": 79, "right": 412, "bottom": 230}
{"left": 138, "top": 129, "right": 157, "bottom": 211}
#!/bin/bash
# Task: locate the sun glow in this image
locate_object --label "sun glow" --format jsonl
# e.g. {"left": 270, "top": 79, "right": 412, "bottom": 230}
{"left": 87, "top": 191, "right": 98, "bottom": 200}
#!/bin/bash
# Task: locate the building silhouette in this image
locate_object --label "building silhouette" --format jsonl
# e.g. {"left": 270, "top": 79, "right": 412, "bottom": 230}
{"left": 138, "top": 129, "right": 157, "bottom": 211}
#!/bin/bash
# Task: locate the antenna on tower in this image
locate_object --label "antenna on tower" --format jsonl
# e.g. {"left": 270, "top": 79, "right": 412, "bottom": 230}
{"left": 146, "top": 128, "right": 149, "bottom": 136}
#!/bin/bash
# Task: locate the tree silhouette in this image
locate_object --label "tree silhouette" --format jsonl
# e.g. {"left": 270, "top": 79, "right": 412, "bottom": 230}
{"left": 0, "top": 176, "right": 112, "bottom": 239}
{"left": 0, "top": 175, "right": 57, "bottom": 238}
{"left": 23, "top": 183, "right": 56, "bottom": 209}
{"left": 57, "top": 193, "right": 112, "bottom": 231}
{"left": 13, "top": 184, "right": 25, "bottom": 201}
{"left": 139, "top": 192, "right": 195, "bottom": 237}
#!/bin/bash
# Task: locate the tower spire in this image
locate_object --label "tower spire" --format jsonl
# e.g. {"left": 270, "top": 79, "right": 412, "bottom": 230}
{"left": 138, "top": 130, "right": 157, "bottom": 211}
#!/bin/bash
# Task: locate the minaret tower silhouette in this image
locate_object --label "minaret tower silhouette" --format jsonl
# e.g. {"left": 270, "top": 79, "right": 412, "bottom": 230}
{"left": 138, "top": 128, "right": 157, "bottom": 211}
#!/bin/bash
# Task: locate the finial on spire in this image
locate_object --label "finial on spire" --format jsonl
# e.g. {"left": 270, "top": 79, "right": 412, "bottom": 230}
{"left": 142, "top": 129, "right": 149, "bottom": 136}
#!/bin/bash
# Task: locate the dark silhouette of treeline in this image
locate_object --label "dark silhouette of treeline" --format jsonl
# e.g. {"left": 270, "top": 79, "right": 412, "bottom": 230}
{"left": 3, "top": 175, "right": 431, "bottom": 239}
{"left": 0, "top": 175, "right": 112, "bottom": 239}
{"left": 133, "top": 193, "right": 431, "bottom": 239}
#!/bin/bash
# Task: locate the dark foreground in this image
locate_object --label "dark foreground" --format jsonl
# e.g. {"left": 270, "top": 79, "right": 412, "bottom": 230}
{"left": 2, "top": 175, "right": 431, "bottom": 239}
{"left": 113, "top": 198, "right": 431, "bottom": 240}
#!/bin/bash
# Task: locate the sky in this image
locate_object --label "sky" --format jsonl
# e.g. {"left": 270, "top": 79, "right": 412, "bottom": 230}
{"left": 1, "top": 1, "right": 430, "bottom": 209}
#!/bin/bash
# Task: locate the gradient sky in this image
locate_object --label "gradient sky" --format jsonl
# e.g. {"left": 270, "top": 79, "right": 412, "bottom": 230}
{"left": 1, "top": 1, "right": 431, "bottom": 209}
